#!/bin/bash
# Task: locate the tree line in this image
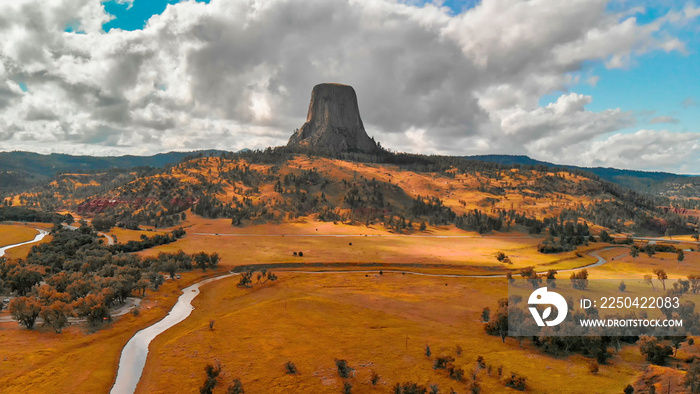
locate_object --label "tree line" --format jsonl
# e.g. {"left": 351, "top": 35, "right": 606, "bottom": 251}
{"left": 1, "top": 224, "right": 218, "bottom": 332}
{"left": 0, "top": 206, "right": 73, "bottom": 225}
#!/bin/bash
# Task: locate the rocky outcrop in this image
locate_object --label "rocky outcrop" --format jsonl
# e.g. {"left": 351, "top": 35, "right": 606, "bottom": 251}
{"left": 288, "top": 83, "right": 379, "bottom": 153}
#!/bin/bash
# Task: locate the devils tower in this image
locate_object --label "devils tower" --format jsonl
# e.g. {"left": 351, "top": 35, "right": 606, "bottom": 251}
{"left": 288, "top": 83, "right": 379, "bottom": 153}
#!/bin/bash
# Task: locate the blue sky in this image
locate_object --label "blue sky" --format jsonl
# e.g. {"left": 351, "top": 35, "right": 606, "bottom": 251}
{"left": 428, "top": 0, "right": 700, "bottom": 149}
{"left": 103, "top": 0, "right": 210, "bottom": 32}
{"left": 553, "top": 1, "right": 700, "bottom": 136}
{"left": 537, "top": 43, "right": 700, "bottom": 140}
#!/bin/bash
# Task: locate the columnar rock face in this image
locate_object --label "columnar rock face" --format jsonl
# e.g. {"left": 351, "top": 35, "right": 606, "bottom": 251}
{"left": 288, "top": 83, "right": 379, "bottom": 153}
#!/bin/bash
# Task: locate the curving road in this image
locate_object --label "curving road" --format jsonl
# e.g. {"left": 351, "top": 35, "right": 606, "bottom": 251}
{"left": 98, "top": 232, "right": 115, "bottom": 246}
{"left": 278, "top": 248, "right": 612, "bottom": 279}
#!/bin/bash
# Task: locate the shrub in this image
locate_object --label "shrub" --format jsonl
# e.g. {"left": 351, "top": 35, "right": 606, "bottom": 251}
{"left": 238, "top": 271, "right": 253, "bottom": 287}
{"left": 200, "top": 363, "right": 222, "bottom": 394}
{"left": 370, "top": 370, "right": 380, "bottom": 385}
{"left": 484, "top": 305, "right": 509, "bottom": 343}
{"left": 447, "top": 364, "right": 464, "bottom": 381}
{"left": 343, "top": 382, "right": 352, "bottom": 394}
{"left": 227, "top": 379, "right": 244, "bottom": 394}
{"left": 425, "top": 345, "right": 431, "bottom": 357}
{"left": 434, "top": 355, "right": 455, "bottom": 369}
{"left": 335, "top": 359, "right": 352, "bottom": 378}
{"left": 638, "top": 336, "right": 673, "bottom": 365}
{"left": 504, "top": 372, "right": 526, "bottom": 391}
{"left": 285, "top": 361, "right": 298, "bottom": 374}
{"left": 589, "top": 360, "right": 599, "bottom": 374}
{"left": 481, "top": 307, "right": 490, "bottom": 322}
{"left": 570, "top": 269, "right": 589, "bottom": 290}
{"left": 393, "top": 382, "right": 428, "bottom": 394}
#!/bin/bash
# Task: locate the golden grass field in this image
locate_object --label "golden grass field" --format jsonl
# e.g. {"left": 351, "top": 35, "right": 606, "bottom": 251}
{"left": 1, "top": 235, "right": 53, "bottom": 260}
{"left": 133, "top": 215, "right": 598, "bottom": 276}
{"left": 591, "top": 245, "right": 700, "bottom": 279}
{"left": 0, "top": 269, "right": 229, "bottom": 393}
{"left": 0, "top": 224, "right": 40, "bottom": 247}
{"left": 107, "top": 227, "right": 168, "bottom": 243}
{"left": 137, "top": 272, "right": 649, "bottom": 394}
{"left": 0, "top": 222, "right": 54, "bottom": 259}
{"left": 0, "top": 216, "right": 698, "bottom": 393}
{"left": 130, "top": 220, "right": 697, "bottom": 393}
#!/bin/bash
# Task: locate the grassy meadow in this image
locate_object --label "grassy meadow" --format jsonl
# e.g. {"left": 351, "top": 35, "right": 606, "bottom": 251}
{"left": 137, "top": 273, "right": 645, "bottom": 393}
{"left": 0, "top": 216, "right": 697, "bottom": 393}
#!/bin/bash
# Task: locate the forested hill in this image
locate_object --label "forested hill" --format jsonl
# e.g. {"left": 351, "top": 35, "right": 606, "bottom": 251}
{"left": 7, "top": 147, "right": 696, "bottom": 239}
{"left": 467, "top": 154, "right": 700, "bottom": 198}
{"left": 2, "top": 150, "right": 697, "bottom": 199}
{"left": 0, "top": 150, "right": 226, "bottom": 189}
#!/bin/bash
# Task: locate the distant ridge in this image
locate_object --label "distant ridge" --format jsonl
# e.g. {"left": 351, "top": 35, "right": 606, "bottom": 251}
{"left": 1, "top": 149, "right": 697, "bottom": 198}
{"left": 0, "top": 150, "right": 227, "bottom": 189}
{"left": 466, "top": 154, "right": 699, "bottom": 197}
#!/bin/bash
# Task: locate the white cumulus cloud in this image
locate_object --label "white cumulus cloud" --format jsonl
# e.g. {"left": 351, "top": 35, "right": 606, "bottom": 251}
{"left": 0, "top": 0, "right": 697, "bottom": 173}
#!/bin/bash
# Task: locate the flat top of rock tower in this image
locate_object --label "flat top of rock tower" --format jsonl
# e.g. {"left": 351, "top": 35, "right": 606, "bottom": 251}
{"left": 312, "top": 83, "right": 355, "bottom": 92}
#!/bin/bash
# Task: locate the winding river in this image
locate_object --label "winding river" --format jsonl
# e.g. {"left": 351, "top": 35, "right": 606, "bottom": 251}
{"left": 110, "top": 272, "right": 237, "bottom": 394}
{"left": 110, "top": 247, "right": 613, "bottom": 393}
{"left": 0, "top": 229, "right": 49, "bottom": 257}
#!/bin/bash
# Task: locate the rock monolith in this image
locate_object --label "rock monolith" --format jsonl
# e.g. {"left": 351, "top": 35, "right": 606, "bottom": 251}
{"left": 288, "top": 83, "right": 378, "bottom": 153}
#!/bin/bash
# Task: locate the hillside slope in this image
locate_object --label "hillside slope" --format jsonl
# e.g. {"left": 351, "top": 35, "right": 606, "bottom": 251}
{"left": 0, "top": 150, "right": 226, "bottom": 190}
{"left": 467, "top": 154, "right": 700, "bottom": 198}
{"left": 7, "top": 149, "right": 691, "bottom": 238}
